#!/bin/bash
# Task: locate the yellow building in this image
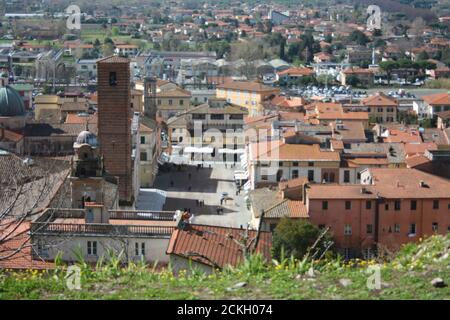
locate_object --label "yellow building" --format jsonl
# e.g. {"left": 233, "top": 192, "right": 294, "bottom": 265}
{"left": 216, "top": 81, "right": 280, "bottom": 116}
{"left": 156, "top": 87, "right": 192, "bottom": 120}
{"left": 131, "top": 89, "right": 144, "bottom": 114}
{"left": 34, "top": 95, "right": 62, "bottom": 123}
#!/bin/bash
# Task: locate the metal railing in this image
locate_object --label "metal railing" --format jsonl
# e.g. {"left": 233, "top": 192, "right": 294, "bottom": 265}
{"left": 38, "top": 208, "right": 177, "bottom": 222}
{"left": 30, "top": 222, "right": 175, "bottom": 237}
{"left": 109, "top": 210, "right": 176, "bottom": 221}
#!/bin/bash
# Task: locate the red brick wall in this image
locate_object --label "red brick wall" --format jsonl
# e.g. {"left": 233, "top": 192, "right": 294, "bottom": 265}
{"left": 97, "top": 58, "right": 133, "bottom": 203}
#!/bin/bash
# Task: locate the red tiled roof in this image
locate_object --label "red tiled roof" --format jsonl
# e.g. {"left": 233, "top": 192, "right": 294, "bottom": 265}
{"left": 0, "top": 221, "right": 54, "bottom": 270}
{"left": 166, "top": 224, "right": 272, "bottom": 269}
{"left": 1, "top": 128, "right": 24, "bottom": 142}
{"left": 216, "top": 81, "right": 279, "bottom": 93}
{"left": 277, "top": 67, "right": 315, "bottom": 77}
{"left": 65, "top": 113, "right": 98, "bottom": 125}
{"left": 422, "top": 93, "right": 450, "bottom": 106}
{"left": 404, "top": 142, "right": 438, "bottom": 156}
{"left": 362, "top": 92, "right": 397, "bottom": 107}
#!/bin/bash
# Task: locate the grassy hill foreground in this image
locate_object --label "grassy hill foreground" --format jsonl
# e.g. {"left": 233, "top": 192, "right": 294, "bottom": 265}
{"left": 0, "top": 235, "right": 449, "bottom": 300}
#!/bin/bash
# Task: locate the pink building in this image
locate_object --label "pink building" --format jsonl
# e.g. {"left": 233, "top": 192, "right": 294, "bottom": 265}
{"left": 305, "top": 168, "right": 450, "bottom": 258}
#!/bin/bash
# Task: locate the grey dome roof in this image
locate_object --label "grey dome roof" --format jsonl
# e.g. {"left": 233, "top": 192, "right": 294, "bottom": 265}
{"left": 0, "top": 86, "right": 26, "bottom": 117}
{"left": 75, "top": 130, "right": 98, "bottom": 147}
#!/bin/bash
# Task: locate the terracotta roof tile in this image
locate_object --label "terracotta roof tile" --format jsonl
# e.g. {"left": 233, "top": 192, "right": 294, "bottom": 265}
{"left": 423, "top": 93, "right": 450, "bottom": 106}
{"left": 362, "top": 92, "right": 398, "bottom": 107}
{"left": 216, "top": 81, "right": 279, "bottom": 93}
{"left": 166, "top": 224, "right": 272, "bottom": 269}
{"left": 0, "top": 221, "right": 54, "bottom": 270}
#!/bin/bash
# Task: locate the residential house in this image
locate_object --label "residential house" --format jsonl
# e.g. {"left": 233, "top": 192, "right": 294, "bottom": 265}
{"left": 156, "top": 87, "right": 192, "bottom": 121}
{"left": 340, "top": 68, "right": 374, "bottom": 86}
{"left": 277, "top": 67, "right": 315, "bottom": 85}
{"left": 362, "top": 92, "right": 398, "bottom": 123}
{"left": 216, "top": 81, "right": 280, "bottom": 116}
{"left": 247, "top": 141, "right": 341, "bottom": 189}
{"left": 306, "top": 168, "right": 450, "bottom": 258}
{"left": 166, "top": 223, "right": 272, "bottom": 274}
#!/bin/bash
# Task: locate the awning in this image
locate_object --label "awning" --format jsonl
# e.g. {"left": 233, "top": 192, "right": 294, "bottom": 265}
{"left": 234, "top": 173, "right": 248, "bottom": 180}
{"left": 184, "top": 146, "right": 214, "bottom": 154}
{"left": 218, "top": 148, "right": 245, "bottom": 154}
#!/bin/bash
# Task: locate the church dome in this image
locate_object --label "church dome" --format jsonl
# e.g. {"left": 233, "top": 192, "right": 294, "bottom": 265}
{"left": 75, "top": 130, "right": 98, "bottom": 148}
{"left": 0, "top": 86, "right": 26, "bottom": 117}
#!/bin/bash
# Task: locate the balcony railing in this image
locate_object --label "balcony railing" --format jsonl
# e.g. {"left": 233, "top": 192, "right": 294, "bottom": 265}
{"left": 109, "top": 210, "right": 176, "bottom": 221}
{"left": 38, "top": 208, "right": 177, "bottom": 222}
{"left": 30, "top": 222, "right": 175, "bottom": 237}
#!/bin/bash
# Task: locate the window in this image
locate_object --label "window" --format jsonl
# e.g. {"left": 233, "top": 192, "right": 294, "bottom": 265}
{"left": 279, "top": 161, "right": 284, "bottom": 167}
{"left": 366, "top": 224, "right": 373, "bottom": 234}
{"left": 344, "top": 170, "right": 350, "bottom": 183}
{"left": 86, "top": 209, "right": 94, "bottom": 223}
{"left": 410, "top": 200, "right": 417, "bottom": 210}
{"left": 157, "top": 99, "right": 162, "bottom": 105}
{"left": 140, "top": 152, "right": 147, "bottom": 161}
{"left": 230, "top": 114, "right": 243, "bottom": 120}
{"left": 135, "top": 242, "right": 145, "bottom": 256}
{"left": 37, "top": 241, "right": 49, "bottom": 257}
{"left": 366, "top": 200, "right": 372, "bottom": 210}
{"left": 87, "top": 241, "right": 97, "bottom": 256}
{"left": 322, "top": 201, "right": 328, "bottom": 210}
{"left": 308, "top": 161, "right": 314, "bottom": 167}
{"left": 394, "top": 224, "right": 400, "bottom": 233}
{"left": 292, "top": 169, "right": 299, "bottom": 179}
{"left": 433, "top": 200, "right": 439, "bottom": 209}
{"left": 261, "top": 174, "right": 268, "bottom": 181}
{"left": 109, "top": 72, "right": 117, "bottom": 86}
{"left": 345, "top": 201, "right": 352, "bottom": 210}
{"left": 292, "top": 162, "right": 299, "bottom": 167}
{"left": 344, "top": 224, "right": 352, "bottom": 235}
{"left": 432, "top": 223, "right": 438, "bottom": 232}
{"left": 210, "top": 114, "right": 224, "bottom": 120}
{"left": 140, "top": 136, "right": 146, "bottom": 144}
{"left": 344, "top": 248, "right": 351, "bottom": 260}
{"left": 394, "top": 200, "right": 401, "bottom": 211}
{"left": 409, "top": 223, "right": 416, "bottom": 235}
{"left": 192, "top": 114, "right": 206, "bottom": 120}
{"left": 168, "top": 99, "right": 173, "bottom": 105}
{"left": 179, "top": 99, "right": 184, "bottom": 105}
{"left": 308, "top": 170, "right": 314, "bottom": 182}
{"left": 385, "top": 203, "right": 389, "bottom": 211}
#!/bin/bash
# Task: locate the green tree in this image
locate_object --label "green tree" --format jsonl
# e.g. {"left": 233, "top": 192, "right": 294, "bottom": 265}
{"left": 272, "top": 218, "right": 333, "bottom": 260}
{"left": 346, "top": 75, "right": 361, "bottom": 87}
{"left": 111, "top": 26, "right": 119, "bottom": 37}
{"left": 348, "top": 30, "right": 370, "bottom": 46}
{"left": 379, "top": 60, "right": 399, "bottom": 85}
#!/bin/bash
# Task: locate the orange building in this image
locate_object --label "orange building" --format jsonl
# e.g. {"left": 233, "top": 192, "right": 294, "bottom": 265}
{"left": 305, "top": 168, "right": 450, "bottom": 258}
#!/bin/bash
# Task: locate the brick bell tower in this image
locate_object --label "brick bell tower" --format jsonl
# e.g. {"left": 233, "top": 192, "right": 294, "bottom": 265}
{"left": 97, "top": 56, "right": 133, "bottom": 204}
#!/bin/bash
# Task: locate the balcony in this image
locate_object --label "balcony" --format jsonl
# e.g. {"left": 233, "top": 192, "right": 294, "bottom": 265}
{"left": 30, "top": 222, "right": 175, "bottom": 237}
